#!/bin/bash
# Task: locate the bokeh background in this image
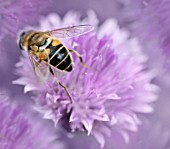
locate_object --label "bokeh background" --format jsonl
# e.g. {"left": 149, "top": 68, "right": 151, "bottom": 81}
{"left": 1, "top": 0, "right": 170, "bottom": 149}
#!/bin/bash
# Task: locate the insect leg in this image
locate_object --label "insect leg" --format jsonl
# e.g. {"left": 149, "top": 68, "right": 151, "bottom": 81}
{"left": 49, "top": 67, "right": 73, "bottom": 104}
{"left": 69, "top": 49, "right": 90, "bottom": 69}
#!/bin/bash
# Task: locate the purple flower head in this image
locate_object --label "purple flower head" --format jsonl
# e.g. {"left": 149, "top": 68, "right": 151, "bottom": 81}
{"left": 14, "top": 12, "right": 159, "bottom": 148}
{"left": 0, "top": 92, "right": 62, "bottom": 149}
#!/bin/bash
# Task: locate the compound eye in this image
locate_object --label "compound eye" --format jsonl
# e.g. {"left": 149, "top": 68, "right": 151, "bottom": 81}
{"left": 18, "top": 32, "right": 26, "bottom": 50}
{"left": 19, "top": 41, "right": 23, "bottom": 50}
{"left": 21, "top": 32, "right": 26, "bottom": 36}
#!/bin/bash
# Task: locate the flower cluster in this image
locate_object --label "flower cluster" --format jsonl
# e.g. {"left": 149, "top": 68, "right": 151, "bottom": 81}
{"left": 14, "top": 12, "right": 159, "bottom": 148}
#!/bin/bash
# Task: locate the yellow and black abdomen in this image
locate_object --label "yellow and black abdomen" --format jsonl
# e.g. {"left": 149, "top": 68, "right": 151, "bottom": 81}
{"left": 47, "top": 41, "right": 72, "bottom": 72}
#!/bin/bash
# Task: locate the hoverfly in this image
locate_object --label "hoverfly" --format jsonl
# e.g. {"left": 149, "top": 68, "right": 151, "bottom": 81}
{"left": 18, "top": 25, "right": 94, "bottom": 103}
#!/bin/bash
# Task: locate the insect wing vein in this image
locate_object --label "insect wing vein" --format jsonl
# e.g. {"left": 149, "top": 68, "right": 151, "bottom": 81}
{"left": 45, "top": 25, "right": 94, "bottom": 39}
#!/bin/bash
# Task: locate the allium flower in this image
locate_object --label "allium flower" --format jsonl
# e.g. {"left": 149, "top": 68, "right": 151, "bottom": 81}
{"left": 14, "top": 12, "right": 159, "bottom": 148}
{"left": 0, "top": 92, "right": 63, "bottom": 149}
{"left": 0, "top": 0, "right": 53, "bottom": 37}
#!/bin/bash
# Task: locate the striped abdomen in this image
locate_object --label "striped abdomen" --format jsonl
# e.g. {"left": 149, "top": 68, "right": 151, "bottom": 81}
{"left": 47, "top": 41, "right": 72, "bottom": 72}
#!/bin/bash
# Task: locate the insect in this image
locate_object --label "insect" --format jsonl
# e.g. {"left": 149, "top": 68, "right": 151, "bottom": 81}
{"left": 18, "top": 25, "right": 94, "bottom": 103}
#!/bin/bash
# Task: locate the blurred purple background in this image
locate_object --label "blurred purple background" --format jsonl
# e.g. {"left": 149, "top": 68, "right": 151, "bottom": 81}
{"left": 1, "top": 0, "right": 170, "bottom": 149}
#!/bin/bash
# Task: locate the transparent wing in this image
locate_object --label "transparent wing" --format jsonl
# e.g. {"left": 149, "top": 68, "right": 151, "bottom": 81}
{"left": 45, "top": 25, "right": 94, "bottom": 39}
{"left": 28, "top": 52, "right": 50, "bottom": 82}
